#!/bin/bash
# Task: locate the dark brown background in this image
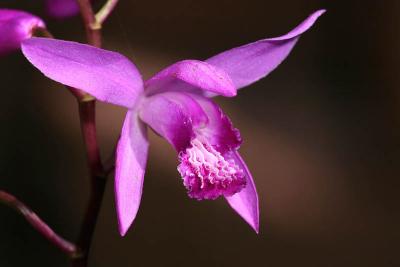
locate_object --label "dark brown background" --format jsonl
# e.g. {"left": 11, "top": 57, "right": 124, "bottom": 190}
{"left": 1, "top": 0, "right": 399, "bottom": 266}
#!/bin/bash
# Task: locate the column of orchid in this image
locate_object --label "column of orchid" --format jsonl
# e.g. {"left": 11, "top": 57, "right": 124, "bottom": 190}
{"left": 0, "top": 1, "right": 325, "bottom": 267}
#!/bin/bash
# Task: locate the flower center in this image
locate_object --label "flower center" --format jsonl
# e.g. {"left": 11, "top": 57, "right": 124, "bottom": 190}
{"left": 177, "top": 138, "right": 246, "bottom": 200}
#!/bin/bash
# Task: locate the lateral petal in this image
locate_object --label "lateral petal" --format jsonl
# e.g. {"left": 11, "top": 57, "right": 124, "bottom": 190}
{"left": 225, "top": 151, "right": 259, "bottom": 233}
{"left": 115, "top": 111, "right": 149, "bottom": 236}
{"left": 206, "top": 10, "right": 325, "bottom": 90}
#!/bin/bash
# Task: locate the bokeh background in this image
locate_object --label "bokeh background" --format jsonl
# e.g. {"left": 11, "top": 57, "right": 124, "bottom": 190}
{"left": 1, "top": 0, "right": 399, "bottom": 266}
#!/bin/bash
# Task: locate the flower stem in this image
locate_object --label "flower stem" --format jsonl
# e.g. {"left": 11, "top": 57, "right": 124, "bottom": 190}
{"left": 72, "top": 2, "right": 108, "bottom": 266}
{"left": 71, "top": 101, "right": 106, "bottom": 267}
{"left": 0, "top": 190, "right": 80, "bottom": 257}
{"left": 78, "top": 101, "right": 104, "bottom": 178}
{"left": 95, "top": 0, "right": 119, "bottom": 25}
{"left": 77, "top": 0, "right": 102, "bottom": 47}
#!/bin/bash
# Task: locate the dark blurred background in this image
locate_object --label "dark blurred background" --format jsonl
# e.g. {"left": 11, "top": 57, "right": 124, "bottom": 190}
{"left": 1, "top": 0, "right": 399, "bottom": 266}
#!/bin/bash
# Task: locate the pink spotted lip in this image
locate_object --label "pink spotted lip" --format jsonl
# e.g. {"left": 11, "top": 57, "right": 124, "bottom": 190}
{"left": 178, "top": 137, "right": 246, "bottom": 200}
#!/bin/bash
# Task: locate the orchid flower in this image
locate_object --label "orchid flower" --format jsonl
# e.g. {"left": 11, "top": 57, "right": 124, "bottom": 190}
{"left": 0, "top": 9, "right": 45, "bottom": 55}
{"left": 21, "top": 10, "right": 325, "bottom": 235}
{"left": 45, "top": 0, "right": 81, "bottom": 19}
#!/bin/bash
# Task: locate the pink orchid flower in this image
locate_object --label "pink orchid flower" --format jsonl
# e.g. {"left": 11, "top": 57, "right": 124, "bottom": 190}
{"left": 0, "top": 9, "right": 45, "bottom": 55}
{"left": 45, "top": 0, "right": 97, "bottom": 19}
{"left": 45, "top": 0, "right": 81, "bottom": 18}
{"left": 21, "top": 10, "right": 325, "bottom": 235}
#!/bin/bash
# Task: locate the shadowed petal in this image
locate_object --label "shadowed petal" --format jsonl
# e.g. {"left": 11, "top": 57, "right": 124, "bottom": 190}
{"left": 22, "top": 37, "right": 143, "bottom": 108}
{"left": 45, "top": 0, "right": 80, "bottom": 18}
{"left": 206, "top": 10, "right": 325, "bottom": 90}
{"left": 138, "top": 92, "right": 208, "bottom": 151}
{"left": 145, "top": 60, "right": 236, "bottom": 97}
{"left": 225, "top": 151, "right": 259, "bottom": 233}
{"left": 115, "top": 111, "right": 149, "bottom": 236}
{"left": 0, "top": 9, "right": 45, "bottom": 55}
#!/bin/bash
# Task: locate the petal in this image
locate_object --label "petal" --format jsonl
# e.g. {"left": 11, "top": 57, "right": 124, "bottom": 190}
{"left": 138, "top": 92, "right": 208, "bottom": 151}
{"left": 115, "top": 111, "right": 149, "bottom": 236}
{"left": 21, "top": 37, "right": 143, "bottom": 108}
{"left": 45, "top": 0, "right": 80, "bottom": 18}
{"left": 206, "top": 9, "right": 325, "bottom": 90}
{"left": 145, "top": 60, "right": 236, "bottom": 97}
{"left": 0, "top": 9, "right": 45, "bottom": 55}
{"left": 225, "top": 151, "right": 259, "bottom": 233}
{"left": 190, "top": 95, "right": 242, "bottom": 154}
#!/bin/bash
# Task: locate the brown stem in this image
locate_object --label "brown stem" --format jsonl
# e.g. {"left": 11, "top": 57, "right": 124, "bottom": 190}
{"left": 73, "top": 2, "right": 109, "bottom": 267}
{"left": 77, "top": 0, "right": 102, "bottom": 47}
{"left": 78, "top": 101, "right": 104, "bottom": 178}
{"left": 0, "top": 190, "right": 80, "bottom": 257}
{"left": 71, "top": 101, "right": 106, "bottom": 267}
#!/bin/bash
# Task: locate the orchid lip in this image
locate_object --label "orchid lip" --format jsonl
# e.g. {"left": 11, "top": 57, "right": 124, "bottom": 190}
{"left": 178, "top": 137, "right": 246, "bottom": 200}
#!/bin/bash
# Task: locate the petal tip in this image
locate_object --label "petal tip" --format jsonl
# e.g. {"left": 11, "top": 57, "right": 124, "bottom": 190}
{"left": 252, "top": 220, "right": 260, "bottom": 234}
{"left": 246, "top": 211, "right": 260, "bottom": 234}
{"left": 224, "top": 89, "right": 237, "bottom": 98}
{"left": 118, "top": 221, "right": 130, "bottom": 237}
{"left": 307, "top": 9, "right": 326, "bottom": 26}
{"left": 116, "top": 205, "right": 135, "bottom": 237}
{"left": 228, "top": 87, "right": 238, "bottom": 97}
{"left": 312, "top": 9, "right": 327, "bottom": 20}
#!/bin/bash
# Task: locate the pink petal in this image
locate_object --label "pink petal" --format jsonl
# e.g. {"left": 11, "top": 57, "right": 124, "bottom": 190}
{"left": 45, "top": 0, "right": 80, "bottom": 19}
{"left": 206, "top": 9, "right": 325, "bottom": 90}
{"left": 145, "top": 60, "right": 236, "bottom": 97}
{"left": 21, "top": 38, "right": 143, "bottom": 108}
{"left": 225, "top": 151, "right": 259, "bottom": 233}
{"left": 0, "top": 9, "right": 45, "bottom": 55}
{"left": 115, "top": 111, "right": 149, "bottom": 236}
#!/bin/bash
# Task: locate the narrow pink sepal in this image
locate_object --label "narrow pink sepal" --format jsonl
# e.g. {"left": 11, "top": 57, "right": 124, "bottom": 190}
{"left": 115, "top": 111, "right": 149, "bottom": 236}
{"left": 21, "top": 38, "right": 143, "bottom": 108}
{"left": 206, "top": 9, "right": 325, "bottom": 90}
{"left": 225, "top": 152, "right": 259, "bottom": 233}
